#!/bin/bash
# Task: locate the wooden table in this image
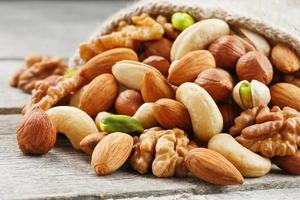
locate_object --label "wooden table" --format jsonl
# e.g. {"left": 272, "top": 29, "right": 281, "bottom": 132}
{"left": 1, "top": 1, "right": 300, "bottom": 199}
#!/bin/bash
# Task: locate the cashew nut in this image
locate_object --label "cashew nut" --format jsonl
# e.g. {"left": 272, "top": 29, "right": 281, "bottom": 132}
{"left": 176, "top": 83, "right": 223, "bottom": 142}
{"left": 46, "top": 106, "right": 98, "bottom": 149}
{"left": 208, "top": 134, "right": 271, "bottom": 177}
{"left": 171, "top": 19, "right": 230, "bottom": 61}
{"left": 133, "top": 103, "right": 158, "bottom": 129}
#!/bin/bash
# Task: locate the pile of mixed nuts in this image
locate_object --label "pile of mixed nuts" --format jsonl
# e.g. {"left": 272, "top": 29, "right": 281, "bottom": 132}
{"left": 14, "top": 12, "right": 300, "bottom": 186}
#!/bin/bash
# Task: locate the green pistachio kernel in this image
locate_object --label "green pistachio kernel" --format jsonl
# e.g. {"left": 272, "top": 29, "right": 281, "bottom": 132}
{"left": 100, "top": 114, "right": 144, "bottom": 135}
{"left": 64, "top": 68, "right": 77, "bottom": 78}
{"left": 171, "top": 12, "right": 195, "bottom": 31}
{"left": 239, "top": 82, "right": 253, "bottom": 109}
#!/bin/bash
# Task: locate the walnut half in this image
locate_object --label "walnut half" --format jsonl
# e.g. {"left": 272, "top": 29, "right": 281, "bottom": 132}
{"left": 231, "top": 105, "right": 300, "bottom": 157}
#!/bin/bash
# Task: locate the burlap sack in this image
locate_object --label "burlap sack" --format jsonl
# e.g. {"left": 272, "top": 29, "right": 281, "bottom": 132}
{"left": 69, "top": 0, "right": 300, "bottom": 67}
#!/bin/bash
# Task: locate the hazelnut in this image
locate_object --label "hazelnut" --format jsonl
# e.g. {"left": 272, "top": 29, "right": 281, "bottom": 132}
{"left": 142, "top": 56, "right": 170, "bottom": 77}
{"left": 114, "top": 89, "right": 144, "bottom": 116}
{"left": 218, "top": 103, "right": 241, "bottom": 132}
{"left": 208, "top": 35, "right": 246, "bottom": 69}
{"left": 271, "top": 43, "right": 300, "bottom": 73}
{"left": 232, "top": 80, "right": 271, "bottom": 110}
{"left": 17, "top": 107, "right": 57, "bottom": 155}
{"left": 79, "top": 132, "right": 106, "bottom": 155}
{"left": 142, "top": 38, "right": 173, "bottom": 61}
{"left": 194, "top": 68, "right": 233, "bottom": 103}
{"left": 236, "top": 51, "right": 273, "bottom": 85}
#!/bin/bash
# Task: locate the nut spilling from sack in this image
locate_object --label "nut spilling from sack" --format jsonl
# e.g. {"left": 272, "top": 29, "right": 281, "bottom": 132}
{"left": 11, "top": 12, "right": 300, "bottom": 186}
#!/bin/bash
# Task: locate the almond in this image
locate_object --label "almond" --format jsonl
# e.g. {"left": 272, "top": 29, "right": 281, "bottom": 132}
{"left": 91, "top": 132, "right": 133, "bottom": 175}
{"left": 80, "top": 48, "right": 138, "bottom": 82}
{"left": 141, "top": 72, "right": 175, "bottom": 102}
{"left": 168, "top": 50, "right": 216, "bottom": 86}
{"left": 273, "top": 150, "right": 300, "bottom": 175}
{"left": 270, "top": 83, "right": 300, "bottom": 111}
{"left": 185, "top": 148, "right": 244, "bottom": 185}
{"left": 112, "top": 60, "right": 163, "bottom": 90}
{"left": 79, "top": 73, "right": 118, "bottom": 117}
{"left": 153, "top": 98, "right": 192, "bottom": 132}
{"left": 271, "top": 43, "right": 300, "bottom": 73}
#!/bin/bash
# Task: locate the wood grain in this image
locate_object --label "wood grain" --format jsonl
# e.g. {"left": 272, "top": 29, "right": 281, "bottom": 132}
{"left": 1, "top": 115, "right": 300, "bottom": 199}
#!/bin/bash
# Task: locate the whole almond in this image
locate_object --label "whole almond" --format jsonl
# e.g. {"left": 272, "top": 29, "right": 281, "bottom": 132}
{"left": 142, "top": 56, "right": 170, "bottom": 77}
{"left": 114, "top": 89, "right": 144, "bottom": 116}
{"left": 273, "top": 150, "right": 300, "bottom": 175}
{"left": 153, "top": 98, "right": 192, "bottom": 132}
{"left": 270, "top": 83, "right": 300, "bottom": 111}
{"left": 185, "top": 148, "right": 244, "bottom": 185}
{"left": 91, "top": 132, "right": 133, "bottom": 175}
{"left": 79, "top": 73, "right": 118, "bottom": 117}
{"left": 80, "top": 48, "right": 138, "bottom": 82}
{"left": 168, "top": 50, "right": 216, "bottom": 86}
{"left": 271, "top": 43, "right": 300, "bottom": 73}
{"left": 141, "top": 72, "right": 175, "bottom": 102}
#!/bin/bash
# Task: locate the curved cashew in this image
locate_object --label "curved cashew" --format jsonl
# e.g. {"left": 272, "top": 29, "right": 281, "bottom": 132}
{"left": 46, "top": 106, "right": 98, "bottom": 149}
{"left": 171, "top": 19, "right": 230, "bottom": 61}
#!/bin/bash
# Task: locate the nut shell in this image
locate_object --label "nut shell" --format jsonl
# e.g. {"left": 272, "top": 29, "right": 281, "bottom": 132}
{"left": 91, "top": 132, "right": 133, "bottom": 175}
{"left": 114, "top": 89, "right": 143, "bottom": 116}
{"left": 195, "top": 68, "right": 233, "bottom": 102}
{"left": 208, "top": 35, "right": 246, "bottom": 69}
{"left": 236, "top": 51, "right": 273, "bottom": 85}
{"left": 273, "top": 150, "right": 300, "bottom": 175}
{"left": 17, "top": 107, "right": 56, "bottom": 155}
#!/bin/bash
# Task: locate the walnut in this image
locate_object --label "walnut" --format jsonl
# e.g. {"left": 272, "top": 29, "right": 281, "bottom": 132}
{"left": 79, "top": 13, "right": 164, "bottom": 62}
{"left": 130, "top": 129, "right": 164, "bottom": 174}
{"left": 10, "top": 55, "right": 67, "bottom": 93}
{"left": 231, "top": 105, "right": 300, "bottom": 157}
{"left": 156, "top": 15, "right": 179, "bottom": 39}
{"left": 130, "top": 128, "right": 196, "bottom": 177}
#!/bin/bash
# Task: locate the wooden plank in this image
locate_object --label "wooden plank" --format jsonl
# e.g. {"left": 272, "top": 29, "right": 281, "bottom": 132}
{"left": 0, "top": 1, "right": 131, "bottom": 59}
{"left": 1, "top": 114, "right": 300, "bottom": 199}
{"left": 0, "top": 61, "right": 31, "bottom": 114}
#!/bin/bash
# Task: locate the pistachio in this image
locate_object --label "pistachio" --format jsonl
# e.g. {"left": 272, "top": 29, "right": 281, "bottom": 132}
{"left": 171, "top": 12, "right": 195, "bottom": 31}
{"left": 233, "top": 80, "right": 271, "bottom": 110}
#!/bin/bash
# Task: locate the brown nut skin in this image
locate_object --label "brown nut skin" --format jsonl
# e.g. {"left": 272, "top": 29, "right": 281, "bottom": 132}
{"left": 114, "top": 90, "right": 144, "bottom": 116}
{"left": 142, "top": 56, "right": 170, "bottom": 77}
{"left": 79, "top": 132, "right": 106, "bottom": 155}
{"left": 17, "top": 107, "right": 57, "bottom": 155}
{"left": 153, "top": 98, "right": 192, "bottom": 132}
{"left": 195, "top": 68, "right": 233, "bottom": 103}
{"left": 208, "top": 35, "right": 246, "bottom": 70}
{"left": 218, "top": 103, "right": 241, "bottom": 132}
{"left": 272, "top": 150, "right": 300, "bottom": 175}
{"left": 270, "top": 83, "right": 300, "bottom": 111}
{"left": 184, "top": 148, "right": 244, "bottom": 185}
{"left": 271, "top": 43, "right": 300, "bottom": 73}
{"left": 142, "top": 38, "right": 173, "bottom": 61}
{"left": 236, "top": 51, "right": 273, "bottom": 85}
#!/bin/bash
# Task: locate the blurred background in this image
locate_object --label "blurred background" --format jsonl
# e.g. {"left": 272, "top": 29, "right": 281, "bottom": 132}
{"left": 0, "top": 0, "right": 134, "bottom": 60}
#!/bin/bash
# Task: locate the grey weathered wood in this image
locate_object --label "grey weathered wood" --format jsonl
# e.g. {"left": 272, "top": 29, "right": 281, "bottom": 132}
{"left": 0, "top": 61, "right": 31, "bottom": 114}
{"left": 0, "top": 0, "right": 131, "bottom": 59}
{"left": 1, "top": 114, "right": 300, "bottom": 199}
